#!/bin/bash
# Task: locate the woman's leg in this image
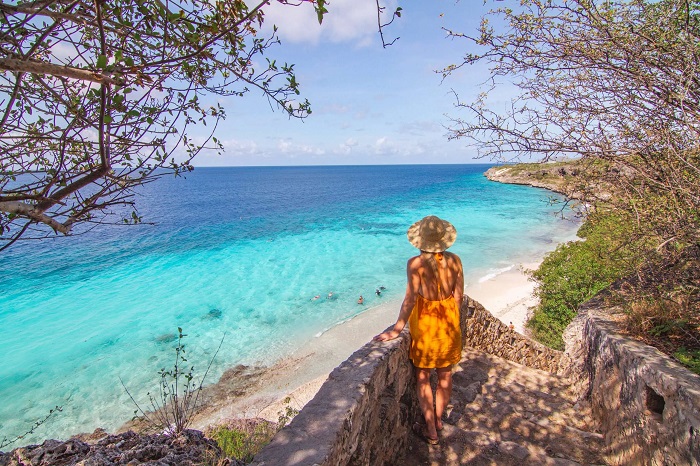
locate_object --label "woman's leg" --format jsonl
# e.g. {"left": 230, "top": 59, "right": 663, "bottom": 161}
{"left": 416, "top": 367, "right": 438, "bottom": 440}
{"left": 435, "top": 366, "right": 453, "bottom": 430}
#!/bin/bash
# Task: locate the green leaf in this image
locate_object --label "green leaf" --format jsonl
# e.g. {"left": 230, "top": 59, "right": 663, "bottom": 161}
{"left": 103, "top": 115, "right": 113, "bottom": 124}
{"left": 315, "top": 0, "right": 328, "bottom": 24}
{"left": 97, "top": 55, "right": 108, "bottom": 69}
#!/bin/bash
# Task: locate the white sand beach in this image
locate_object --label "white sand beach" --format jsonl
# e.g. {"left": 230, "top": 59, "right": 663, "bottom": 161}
{"left": 466, "top": 261, "right": 541, "bottom": 335}
{"left": 190, "top": 260, "right": 542, "bottom": 431}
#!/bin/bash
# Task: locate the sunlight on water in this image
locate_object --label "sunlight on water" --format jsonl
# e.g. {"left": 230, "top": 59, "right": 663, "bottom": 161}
{"left": 0, "top": 165, "right": 580, "bottom": 443}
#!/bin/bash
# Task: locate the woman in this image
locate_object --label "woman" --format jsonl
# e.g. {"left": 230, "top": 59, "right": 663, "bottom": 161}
{"left": 374, "top": 215, "right": 464, "bottom": 446}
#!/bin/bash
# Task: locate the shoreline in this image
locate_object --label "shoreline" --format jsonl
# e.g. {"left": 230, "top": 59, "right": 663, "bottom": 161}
{"left": 188, "top": 259, "right": 546, "bottom": 432}
{"left": 466, "top": 261, "right": 542, "bottom": 336}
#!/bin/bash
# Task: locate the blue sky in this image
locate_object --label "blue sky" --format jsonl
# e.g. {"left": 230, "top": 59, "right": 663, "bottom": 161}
{"left": 194, "top": 0, "right": 498, "bottom": 167}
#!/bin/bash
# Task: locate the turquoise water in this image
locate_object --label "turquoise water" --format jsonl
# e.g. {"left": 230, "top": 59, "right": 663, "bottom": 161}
{"left": 0, "top": 164, "right": 578, "bottom": 444}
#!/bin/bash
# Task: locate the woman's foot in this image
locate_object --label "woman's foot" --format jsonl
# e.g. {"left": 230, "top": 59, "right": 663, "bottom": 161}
{"left": 412, "top": 422, "right": 439, "bottom": 445}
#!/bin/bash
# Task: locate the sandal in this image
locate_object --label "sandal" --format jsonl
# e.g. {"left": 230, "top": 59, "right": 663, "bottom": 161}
{"left": 412, "top": 422, "right": 439, "bottom": 445}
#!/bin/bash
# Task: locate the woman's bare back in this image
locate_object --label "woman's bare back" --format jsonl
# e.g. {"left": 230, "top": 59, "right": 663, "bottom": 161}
{"left": 410, "top": 251, "right": 464, "bottom": 302}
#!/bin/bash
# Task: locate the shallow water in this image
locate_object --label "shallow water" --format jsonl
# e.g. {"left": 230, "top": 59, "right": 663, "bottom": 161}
{"left": 0, "top": 164, "right": 579, "bottom": 443}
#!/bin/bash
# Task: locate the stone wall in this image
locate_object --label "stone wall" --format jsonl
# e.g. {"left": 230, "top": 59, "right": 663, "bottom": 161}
{"left": 560, "top": 296, "right": 700, "bottom": 465}
{"left": 462, "top": 297, "right": 563, "bottom": 373}
{"left": 250, "top": 324, "right": 418, "bottom": 466}
{"left": 252, "top": 297, "right": 563, "bottom": 465}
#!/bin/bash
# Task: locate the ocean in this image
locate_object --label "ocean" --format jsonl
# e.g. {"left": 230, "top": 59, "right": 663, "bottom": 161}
{"left": 0, "top": 164, "right": 579, "bottom": 444}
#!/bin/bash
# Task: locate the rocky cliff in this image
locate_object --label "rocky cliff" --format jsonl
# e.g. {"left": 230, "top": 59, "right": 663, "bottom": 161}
{"left": 484, "top": 162, "right": 583, "bottom": 199}
{"left": 0, "top": 429, "right": 229, "bottom": 466}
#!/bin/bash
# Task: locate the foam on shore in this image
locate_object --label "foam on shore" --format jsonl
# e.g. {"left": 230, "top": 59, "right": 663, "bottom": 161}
{"left": 477, "top": 264, "right": 515, "bottom": 283}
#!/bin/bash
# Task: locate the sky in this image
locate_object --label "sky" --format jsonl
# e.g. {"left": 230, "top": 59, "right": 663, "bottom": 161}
{"left": 193, "top": 0, "right": 503, "bottom": 167}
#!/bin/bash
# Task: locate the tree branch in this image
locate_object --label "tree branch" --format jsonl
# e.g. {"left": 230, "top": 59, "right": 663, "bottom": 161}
{"left": 0, "top": 201, "right": 71, "bottom": 234}
{"left": 0, "top": 58, "right": 117, "bottom": 85}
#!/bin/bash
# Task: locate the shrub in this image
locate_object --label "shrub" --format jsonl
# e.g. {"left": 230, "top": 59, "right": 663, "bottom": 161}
{"left": 528, "top": 211, "right": 644, "bottom": 349}
{"left": 207, "top": 420, "right": 277, "bottom": 463}
{"left": 674, "top": 348, "right": 700, "bottom": 375}
{"left": 203, "top": 397, "right": 299, "bottom": 464}
{"left": 122, "top": 328, "right": 224, "bottom": 435}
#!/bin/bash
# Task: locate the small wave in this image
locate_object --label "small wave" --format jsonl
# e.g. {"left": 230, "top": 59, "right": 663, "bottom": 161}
{"left": 478, "top": 265, "right": 515, "bottom": 283}
{"left": 314, "top": 313, "right": 360, "bottom": 338}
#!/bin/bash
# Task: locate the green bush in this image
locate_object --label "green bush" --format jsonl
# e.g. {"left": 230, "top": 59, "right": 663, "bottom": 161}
{"left": 673, "top": 347, "right": 700, "bottom": 375}
{"left": 209, "top": 423, "right": 272, "bottom": 462}
{"left": 207, "top": 420, "right": 279, "bottom": 463}
{"left": 528, "top": 211, "right": 645, "bottom": 349}
{"left": 205, "top": 398, "right": 298, "bottom": 463}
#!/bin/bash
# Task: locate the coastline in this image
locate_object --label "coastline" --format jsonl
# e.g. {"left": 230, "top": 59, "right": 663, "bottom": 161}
{"left": 2, "top": 164, "right": 587, "bottom": 447}
{"left": 466, "top": 261, "right": 541, "bottom": 336}
{"left": 188, "top": 259, "right": 545, "bottom": 432}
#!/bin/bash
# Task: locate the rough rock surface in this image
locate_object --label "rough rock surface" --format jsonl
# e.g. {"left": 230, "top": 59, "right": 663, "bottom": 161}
{"left": 561, "top": 297, "right": 700, "bottom": 465}
{"left": 484, "top": 165, "right": 582, "bottom": 199}
{"left": 400, "top": 348, "right": 605, "bottom": 466}
{"left": 0, "top": 429, "right": 230, "bottom": 466}
{"left": 463, "top": 298, "right": 563, "bottom": 373}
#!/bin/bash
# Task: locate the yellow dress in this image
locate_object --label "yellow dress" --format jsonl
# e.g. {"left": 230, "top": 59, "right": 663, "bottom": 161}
{"left": 409, "top": 293, "right": 462, "bottom": 369}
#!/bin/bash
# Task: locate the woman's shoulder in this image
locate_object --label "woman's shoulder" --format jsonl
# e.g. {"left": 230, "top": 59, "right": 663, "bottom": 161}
{"left": 407, "top": 254, "right": 424, "bottom": 266}
{"left": 445, "top": 251, "right": 463, "bottom": 265}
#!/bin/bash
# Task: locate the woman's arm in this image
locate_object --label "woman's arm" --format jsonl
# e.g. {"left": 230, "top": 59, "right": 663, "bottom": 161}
{"left": 374, "top": 257, "right": 421, "bottom": 341}
{"left": 452, "top": 253, "right": 464, "bottom": 305}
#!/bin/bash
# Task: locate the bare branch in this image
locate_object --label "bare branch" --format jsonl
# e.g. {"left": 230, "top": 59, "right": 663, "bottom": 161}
{"left": 0, "top": 58, "right": 118, "bottom": 85}
{"left": 0, "top": 201, "right": 71, "bottom": 234}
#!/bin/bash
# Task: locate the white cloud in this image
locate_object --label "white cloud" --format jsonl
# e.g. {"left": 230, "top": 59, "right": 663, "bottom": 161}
{"left": 263, "top": 2, "right": 323, "bottom": 44}
{"left": 277, "top": 139, "right": 291, "bottom": 153}
{"left": 51, "top": 42, "right": 84, "bottom": 66}
{"left": 222, "top": 138, "right": 261, "bottom": 156}
{"left": 399, "top": 120, "right": 443, "bottom": 137}
{"left": 263, "top": 0, "right": 398, "bottom": 45}
{"left": 372, "top": 136, "right": 427, "bottom": 156}
{"left": 334, "top": 137, "right": 358, "bottom": 154}
{"left": 193, "top": 138, "right": 267, "bottom": 165}
{"left": 317, "top": 103, "right": 350, "bottom": 115}
{"left": 277, "top": 138, "right": 325, "bottom": 155}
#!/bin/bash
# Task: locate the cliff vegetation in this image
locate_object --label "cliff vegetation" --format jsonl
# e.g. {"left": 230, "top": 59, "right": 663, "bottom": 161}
{"left": 487, "top": 161, "right": 700, "bottom": 374}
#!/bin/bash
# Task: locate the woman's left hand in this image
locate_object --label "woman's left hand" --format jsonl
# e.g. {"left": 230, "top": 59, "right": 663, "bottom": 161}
{"left": 374, "top": 329, "right": 400, "bottom": 341}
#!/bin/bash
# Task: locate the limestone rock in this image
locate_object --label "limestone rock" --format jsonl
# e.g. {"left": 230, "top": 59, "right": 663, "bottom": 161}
{"left": 0, "top": 429, "right": 231, "bottom": 466}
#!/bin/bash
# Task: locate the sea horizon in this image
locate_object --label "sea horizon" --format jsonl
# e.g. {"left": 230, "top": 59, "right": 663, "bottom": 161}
{"left": 0, "top": 163, "right": 580, "bottom": 444}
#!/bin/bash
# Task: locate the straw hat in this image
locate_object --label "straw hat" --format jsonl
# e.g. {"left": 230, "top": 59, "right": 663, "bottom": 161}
{"left": 407, "top": 215, "right": 457, "bottom": 252}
